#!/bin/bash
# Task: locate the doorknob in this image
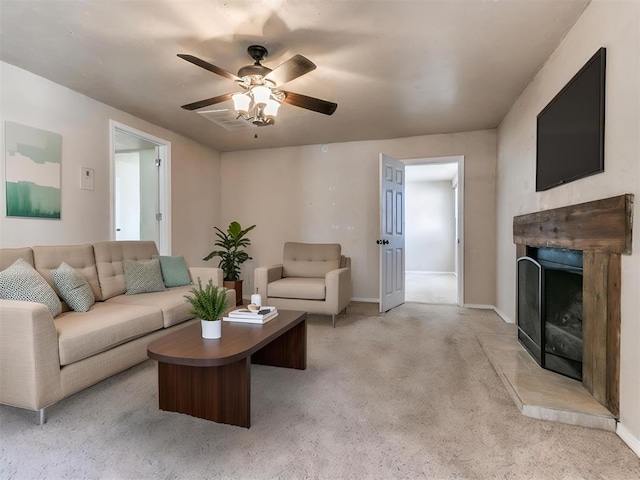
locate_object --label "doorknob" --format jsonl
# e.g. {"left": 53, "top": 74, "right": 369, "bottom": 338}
{"left": 376, "top": 239, "right": 390, "bottom": 245}
{"left": 376, "top": 239, "right": 382, "bottom": 245}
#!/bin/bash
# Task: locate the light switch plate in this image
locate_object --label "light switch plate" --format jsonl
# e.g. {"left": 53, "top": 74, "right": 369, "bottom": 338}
{"left": 80, "top": 167, "right": 94, "bottom": 191}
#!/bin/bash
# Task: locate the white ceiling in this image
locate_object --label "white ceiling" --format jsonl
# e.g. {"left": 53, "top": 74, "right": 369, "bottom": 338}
{"left": 0, "top": 0, "right": 589, "bottom": 152}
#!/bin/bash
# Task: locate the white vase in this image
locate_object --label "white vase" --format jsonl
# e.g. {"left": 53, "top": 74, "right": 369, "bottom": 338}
{"left": 201, "top": 319, "right": 222, "bottom": 339}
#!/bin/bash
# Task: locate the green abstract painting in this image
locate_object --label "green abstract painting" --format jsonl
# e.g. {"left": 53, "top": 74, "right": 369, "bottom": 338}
{"left": 5, "top": 122, "right": 62, "bottom": 219}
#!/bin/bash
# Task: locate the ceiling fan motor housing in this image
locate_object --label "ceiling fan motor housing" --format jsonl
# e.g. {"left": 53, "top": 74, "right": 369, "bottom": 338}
{"left": 238, "top": 45, "right": 272, "bottom": 79}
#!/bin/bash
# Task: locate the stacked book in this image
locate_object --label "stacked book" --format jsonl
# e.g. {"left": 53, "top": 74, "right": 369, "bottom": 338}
{"left": 223, "top": 306, "right": 278, "bottom": 324}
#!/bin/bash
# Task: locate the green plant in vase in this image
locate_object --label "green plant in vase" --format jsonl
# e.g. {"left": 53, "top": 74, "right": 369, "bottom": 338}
{"left": 184, "top": 278, "right": 229, "bottom": 339}
{"left": 204, "top": 221, "right": 256, "bottom": 306}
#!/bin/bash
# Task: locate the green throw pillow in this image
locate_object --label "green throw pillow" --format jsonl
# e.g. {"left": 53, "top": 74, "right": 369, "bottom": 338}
{"left": 152, "top": 255, "right": 191, "bottom": 288}
{"left": 52, "top": 262, "right": 95, "bottom": 312}
{"left": 123, "top": 259, "right": 166, "bottom": 295}
{"left": 0, "top": 258, "right": 62, "bottom": 317}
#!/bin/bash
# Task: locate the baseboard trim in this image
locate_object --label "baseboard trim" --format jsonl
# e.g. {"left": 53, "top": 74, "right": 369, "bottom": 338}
{"left": 463, "top": 304, "right": 494, "bottom": 309}
{"left": 463, "top": 304, "right": 515, "bottom": 324}
{"left": 617, "top": 422, "right": 640, "bottom": 458}
{"left": 493, "top": 307, "right": 514, "bottom": 324}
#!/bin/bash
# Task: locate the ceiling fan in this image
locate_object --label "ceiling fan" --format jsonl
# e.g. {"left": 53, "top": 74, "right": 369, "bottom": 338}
{"left": 178, "top": 45, "right": 338, "bottom": 126}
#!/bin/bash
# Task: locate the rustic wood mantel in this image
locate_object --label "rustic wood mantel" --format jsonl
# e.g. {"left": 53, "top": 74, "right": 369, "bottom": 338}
{"left": 513, "top": 194, "right": 634, "bottom": 416}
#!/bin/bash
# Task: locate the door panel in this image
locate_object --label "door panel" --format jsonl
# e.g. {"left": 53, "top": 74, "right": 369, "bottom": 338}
{"left": 379, "top": 153, "right": 405, "bottom": 313}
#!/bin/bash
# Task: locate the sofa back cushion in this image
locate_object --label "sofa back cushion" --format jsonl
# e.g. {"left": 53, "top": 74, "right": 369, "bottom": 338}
{"left": 282, "top": 242, "right": 341, "bottom": 278}
{"left": 94, "top": 241, "right": 159, "bottom": 300}
{"left": 0, "top": 247, "right": 34, "bottom": 270}
{"left": 33, "top": 244, "right": 102, "bottom": 301}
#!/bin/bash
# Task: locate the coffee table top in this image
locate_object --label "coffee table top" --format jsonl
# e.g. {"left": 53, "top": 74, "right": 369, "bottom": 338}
{"left": 147, "top": 309, "right": 306, "bottom": 367}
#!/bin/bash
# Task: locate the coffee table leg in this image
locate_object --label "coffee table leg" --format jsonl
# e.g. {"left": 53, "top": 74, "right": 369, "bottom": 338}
{"left": 157, "top": 357, "right": 251, "bottom": 427}
{"left": 252, "top": 319, "right": 307, "bottom": 370}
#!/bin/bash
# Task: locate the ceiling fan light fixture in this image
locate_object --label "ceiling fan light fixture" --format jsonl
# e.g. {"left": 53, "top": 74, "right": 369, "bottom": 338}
{"left": 251, "top": 85, "right": 271, "bottom": 106}
{"left": 263, "top": 98, "right": 281, "bottom": 118}
{"left": 232, "top": 92, "right": 251, "bottom": 113}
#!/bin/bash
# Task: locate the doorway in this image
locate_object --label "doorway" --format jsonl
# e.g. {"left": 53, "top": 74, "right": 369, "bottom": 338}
{"left": 109, "top": 121, "right": 171, "bottom": 254}
{"left": 404, "top": 156, "right": 463, "bottom": 305}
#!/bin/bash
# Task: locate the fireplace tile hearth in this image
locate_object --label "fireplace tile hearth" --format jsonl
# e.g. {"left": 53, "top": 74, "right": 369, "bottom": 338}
{"left": 478, "top": 330, "right": 616, "bottom": 431}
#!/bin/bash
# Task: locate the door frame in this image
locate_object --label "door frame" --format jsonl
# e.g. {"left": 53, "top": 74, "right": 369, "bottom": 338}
{"left": 402, "top": 155, "right": 464, "bottom": 306}
{"left": 109, "top": 120, "right": 172, "bottom": 254}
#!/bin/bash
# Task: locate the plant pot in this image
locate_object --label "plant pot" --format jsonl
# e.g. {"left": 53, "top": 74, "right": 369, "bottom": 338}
{"left": 224, "top": 279, "right": 244, "bottom": 306}
{"left": 201, "top": 319, "right": 222, "bottom": 339}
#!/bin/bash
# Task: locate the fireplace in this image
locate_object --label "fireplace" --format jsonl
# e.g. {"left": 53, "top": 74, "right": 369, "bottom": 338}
{"left": 517, "top": 248, "right": 583, "bottom": 381}
{"left": 513, "top": 194, "right": 633, "bottom": 417}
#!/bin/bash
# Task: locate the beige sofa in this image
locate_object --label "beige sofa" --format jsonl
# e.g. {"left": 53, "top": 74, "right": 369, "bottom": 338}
{"left": 0, "top": 241, "right": 234, "bottom": 424}
{"left": 254, "top": 242, "right": 351, "bottom": 327}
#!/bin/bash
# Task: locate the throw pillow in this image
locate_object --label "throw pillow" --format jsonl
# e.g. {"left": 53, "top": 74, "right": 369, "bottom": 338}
{"left": 123, "top": 258, "right": 166, "bottom": 295}
{"left": 0, "top": 258, "right": 62, "bottom": 317}
{"left": 51, "top": 262, "right": 95, "bottom": 312}
{"left": 152, "top": 255, "right": 191, "bottom": 288}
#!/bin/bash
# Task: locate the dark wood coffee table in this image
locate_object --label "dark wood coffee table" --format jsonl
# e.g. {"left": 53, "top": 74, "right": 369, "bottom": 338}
{"left": 147, "top": 310, "right": 306, "bottom": 428}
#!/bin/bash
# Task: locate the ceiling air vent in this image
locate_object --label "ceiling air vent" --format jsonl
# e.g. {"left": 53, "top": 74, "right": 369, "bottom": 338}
{"left": 196, "top": 109, "right": 255, "bottom": 131}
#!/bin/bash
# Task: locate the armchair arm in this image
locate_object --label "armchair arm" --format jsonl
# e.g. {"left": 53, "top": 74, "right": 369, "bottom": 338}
{"left": 0, "top": 300, "right": 62, "bottom": 410}
{"left": 325, "top": 267, "right": 352, "bottom": 314}
{"left": 254, "top": 265, "right": 283, "bottom": 298}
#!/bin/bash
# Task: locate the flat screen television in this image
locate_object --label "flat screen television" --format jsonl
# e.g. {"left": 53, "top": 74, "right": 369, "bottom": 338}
{"left": 536, "top": 47, "right": 606, "bottom": 192}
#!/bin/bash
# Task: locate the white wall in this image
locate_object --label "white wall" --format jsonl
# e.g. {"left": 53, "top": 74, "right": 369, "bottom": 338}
{"left": 405, "top": 180, "right": 456, "bottom": 272}
{"left": 496, "top": 0, "right": 640, "bottom": 452}
{"left": 221, "top": 130, "right": 496, "bottom": 304}
{"left": 0, "top": 62, "right": 222, "bottom": 268}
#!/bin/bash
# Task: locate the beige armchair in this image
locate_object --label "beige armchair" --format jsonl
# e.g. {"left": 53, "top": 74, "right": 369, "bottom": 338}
{"left": 254, "top": 242, "right": 351, "bottom": 327}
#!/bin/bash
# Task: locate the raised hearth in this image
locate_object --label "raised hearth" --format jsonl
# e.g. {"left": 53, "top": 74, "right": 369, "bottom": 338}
{"left": 478, "top": 330, "right": 615, "bottom": 431}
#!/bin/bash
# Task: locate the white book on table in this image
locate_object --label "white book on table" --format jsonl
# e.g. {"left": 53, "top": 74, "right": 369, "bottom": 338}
{"left": 223, "top": 311, "right": 278, "bottom": 324}
{"left": 228, "top": 306, "right": 277, "bottom": 319}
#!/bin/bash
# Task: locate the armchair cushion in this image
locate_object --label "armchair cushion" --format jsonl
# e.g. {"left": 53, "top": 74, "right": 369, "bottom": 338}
{"left": 282, "top": 242, "right": 341, "bottom": 278}
{"left": 268, "top": 277, "right": 326, "bottom": 300}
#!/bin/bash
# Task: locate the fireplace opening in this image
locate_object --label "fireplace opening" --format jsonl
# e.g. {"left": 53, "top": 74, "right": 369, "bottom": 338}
{"left": 517, "top": 248, "right": 584, "bottom": 381}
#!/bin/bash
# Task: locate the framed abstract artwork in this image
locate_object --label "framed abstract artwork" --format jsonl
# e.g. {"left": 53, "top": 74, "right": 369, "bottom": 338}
{"left": 4, "top": 121, "right": 62, "bottom": 219}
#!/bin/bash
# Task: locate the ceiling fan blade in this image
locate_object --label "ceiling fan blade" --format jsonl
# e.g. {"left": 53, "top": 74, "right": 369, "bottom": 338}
{"left": 281, "top": 91, "right": 338, "bottom": 116}
{"left": 265, "top": 55, "right": 316, "bottom": 86}
{"left": 177, "top": 54, "right": 242, "bottom": 82}
{"left": 180, "top": 92, "right": 235, "bottom": 111}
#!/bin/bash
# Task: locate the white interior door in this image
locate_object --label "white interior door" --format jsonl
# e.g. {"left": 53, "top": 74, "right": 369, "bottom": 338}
{"left": 379, "top": 153, "right": 405, "bottom": 313}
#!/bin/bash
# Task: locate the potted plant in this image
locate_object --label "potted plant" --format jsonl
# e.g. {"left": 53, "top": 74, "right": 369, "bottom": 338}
{"left": 184, "top": 278, "right": 229, "bottom": 339}
{"left": 203, "top": 221, "right": 256, "bottom": 306}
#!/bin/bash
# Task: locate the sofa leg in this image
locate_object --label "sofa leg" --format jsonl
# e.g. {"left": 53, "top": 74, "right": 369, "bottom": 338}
{"left": 332, "top": 314, "right": 336, "bottom": 328}
{"left": 38, "top": 407, "right": 47, "bottom": 425}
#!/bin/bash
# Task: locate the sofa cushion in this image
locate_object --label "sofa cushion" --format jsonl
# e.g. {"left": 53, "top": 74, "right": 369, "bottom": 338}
{"left": 106, "top": 285, "right": 194, "bottom": 328}
{"left": 123, "top": 259, "right": 166, "bottom": 295}
{"left": 0, "top": 258, "right": 62, "bottom": 317}
{"left": 32, "top": 244, "right": 102, "bottom": 301}
{"left": 0, "top": 247, "right": 34, "bottom": 270}
{"left": 55, "top": 302, "right": 163, "bottom": 366}
{"left": 268, "top": 277, "right": 326, "bottom": 300}
{"left": 52, "top": 262, "right": 95, "bottom": 312}
{"left": 94, "top": 241, "right": 159, "bottom": 300}
{"left": 282, "top": 242, "right": 341, "bottom": 278}
{"left": 153, "top": 255, "right": 191, "bottom": 288}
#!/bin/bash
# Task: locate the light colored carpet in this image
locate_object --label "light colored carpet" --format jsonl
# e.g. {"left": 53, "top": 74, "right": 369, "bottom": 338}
{"left": 2, "top": 303, "right": 639, "bottom": 479}
{"left": 406, "top": 272, "right": 457, "bottom": 304}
